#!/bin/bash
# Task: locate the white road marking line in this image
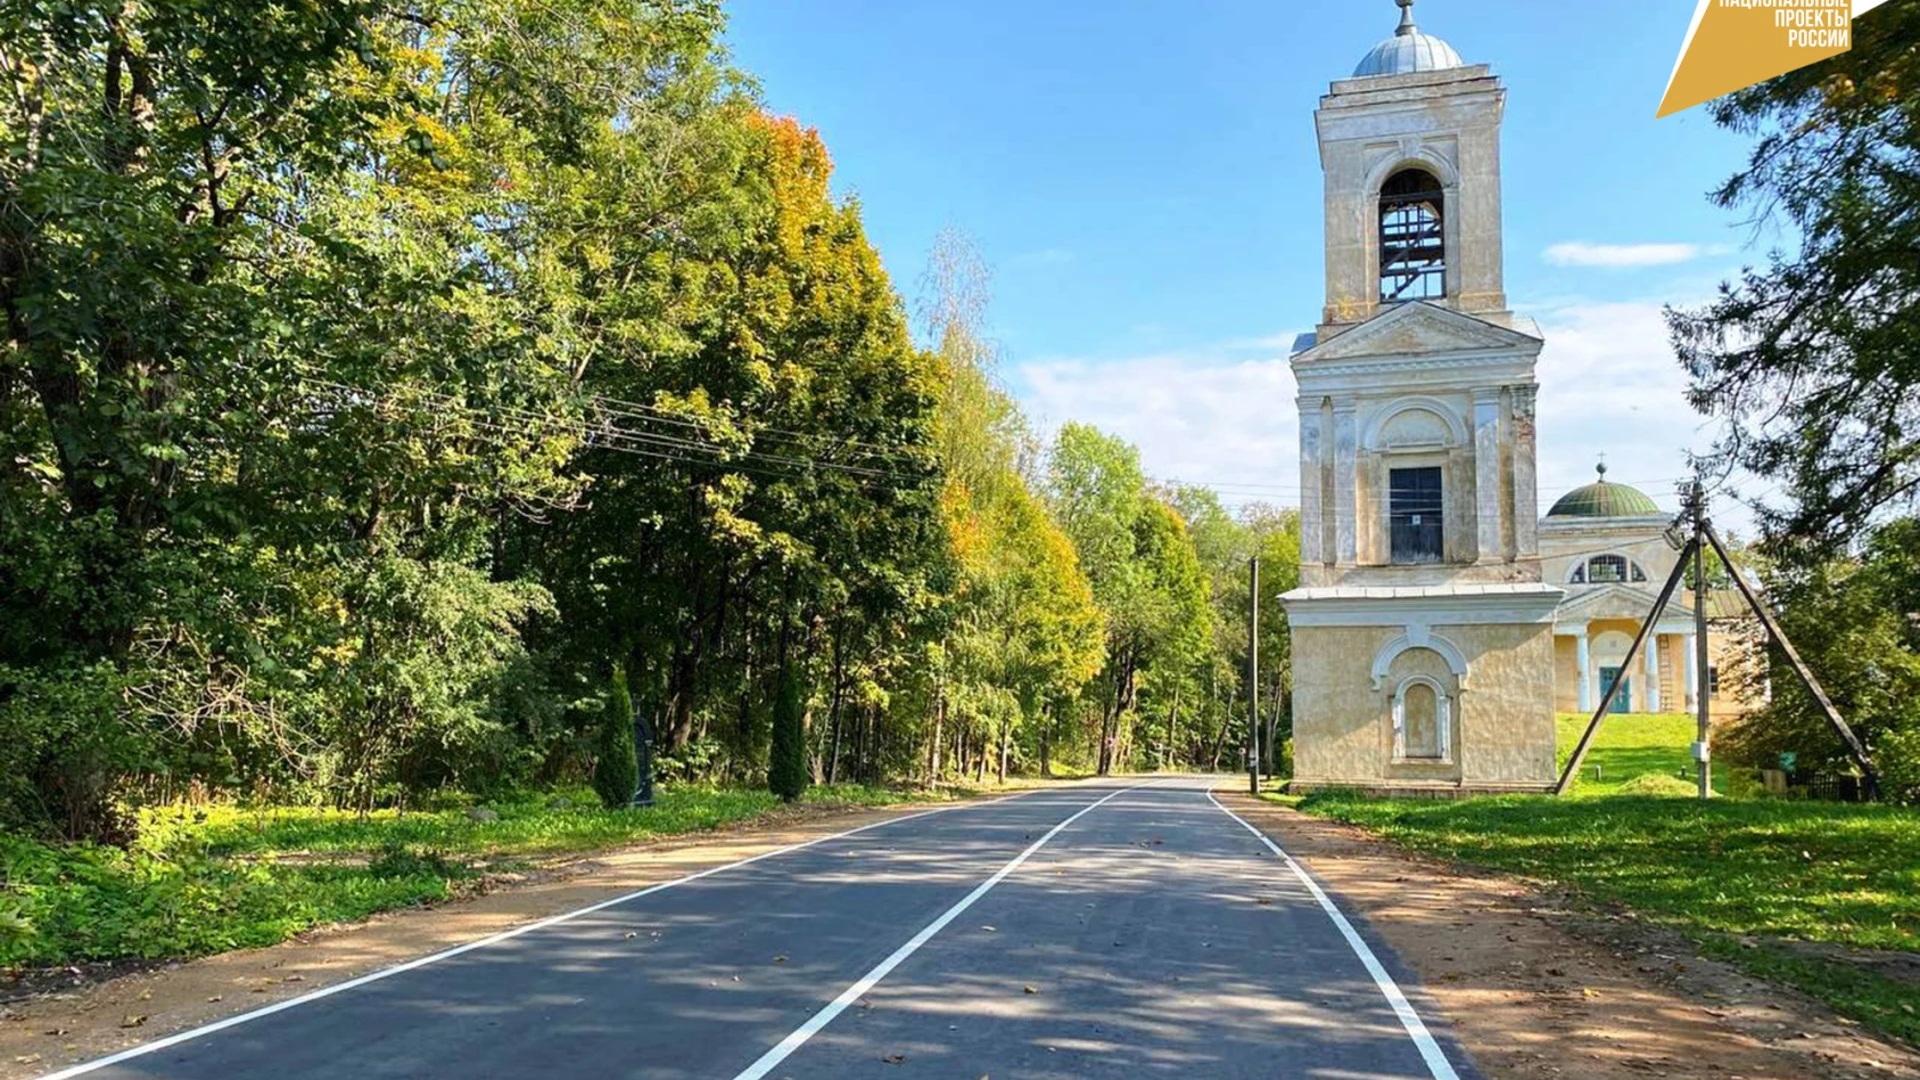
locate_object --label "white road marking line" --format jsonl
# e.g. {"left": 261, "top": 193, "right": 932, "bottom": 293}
{"left": 1206, "top": 788, "right": 1462, "bottom": 1080}
{"left": 729, "top": 781, "right": 1158, "bottom": 1080}
{"left": 33, "top": 785, "right": 1087, "bottom": 1080}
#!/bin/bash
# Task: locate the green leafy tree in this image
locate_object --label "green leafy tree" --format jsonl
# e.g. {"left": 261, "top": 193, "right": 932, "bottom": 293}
{"left": 1045, "top": 425, "right": 1212, "bottom": 774}
{"left": 1667, "top": 2, "right": 1920, "bottom": 555}
{"left": 1719, "top": 517, "right": 1920, "bottom": 802}
{"left": 768, "top": 669, "right": 809, "bottom": 802}
{"left": 920, "top": 232, "right": 1102, "bottom": 783}
{"left": 593, "top": 669, "right": 639, "bottom": 810}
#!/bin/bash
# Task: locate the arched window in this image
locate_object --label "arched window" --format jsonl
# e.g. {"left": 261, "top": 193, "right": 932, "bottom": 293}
{"left": 1393, "top": 677, "right": 1452, "bottom": 762}
{"left": 1379, "top": 168, "right": 1445, "bottom": 302}
{"left": 1571, "top": 554, "right": 1650, "bottom": 584}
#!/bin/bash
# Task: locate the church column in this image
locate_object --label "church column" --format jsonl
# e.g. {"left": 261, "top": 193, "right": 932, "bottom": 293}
{"left": 1645, "top": 635, "right": 1662, "bottom": 713}
{"left": 1298, "top": 401, "right": 1324, "bottom": 566}
{"left": 1511, "top": 385, "right": 1540, "bottom": 558}
{"left": 1333, "top": 400, "right": 1358, "bottom": 565}
{"left": 1575, "top": 630, "right": 1592, "bottom": 712}
{"left": 1473, "top": 388, "right": 1502, "bottom": 561}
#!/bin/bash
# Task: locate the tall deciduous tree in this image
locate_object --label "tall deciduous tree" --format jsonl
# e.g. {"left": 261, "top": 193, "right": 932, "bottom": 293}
{"left": 1668, "top": 2, "right": 1920, "bottom": 556}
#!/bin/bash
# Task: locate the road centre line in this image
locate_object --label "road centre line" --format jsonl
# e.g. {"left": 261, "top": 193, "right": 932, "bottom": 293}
{"left": 728, "top": 781, "right": 1159, "bottom": 1080}
{"left": 1206, "top": 788, "right": 1461, "bottom": 1080}
{"left": 34, "top": 783, "right": 1091, "bottom": 1080}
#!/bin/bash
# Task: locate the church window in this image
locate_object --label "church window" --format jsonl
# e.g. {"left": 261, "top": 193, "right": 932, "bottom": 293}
{"left": 1389, "top": 466, "right": 1444, "bottom": 564}
{"left": 1393, "top": 678, "right": 1451, "bottom": 761}
{"left": 1575, "top": 554, "right": 1649, "bottom": 585}
{"left": 1379, "top": 168, "right": 1446, "bottom": 302}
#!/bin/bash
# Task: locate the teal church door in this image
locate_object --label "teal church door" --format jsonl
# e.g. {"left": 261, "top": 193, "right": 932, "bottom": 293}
{"left": 1599, "top": 666, "right": 1632, "bottom": 713}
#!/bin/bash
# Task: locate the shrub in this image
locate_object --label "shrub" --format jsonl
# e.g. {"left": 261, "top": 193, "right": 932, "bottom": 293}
{"left": 591, "top": 669, "right": 638, "bottom": 810}
{"left": 768, "top": 673, "right": 808, "bottom": 803}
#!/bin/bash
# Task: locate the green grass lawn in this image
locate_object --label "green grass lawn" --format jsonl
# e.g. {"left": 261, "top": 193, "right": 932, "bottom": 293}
{"left": 0, "top": 782, "right": 948, "bottom": 971}
{"left": 1292, "top": 714, "right": 1920, "bottom": 1045}
{"left": 1555, "top": 711, "right": 1730, "bottom": 796}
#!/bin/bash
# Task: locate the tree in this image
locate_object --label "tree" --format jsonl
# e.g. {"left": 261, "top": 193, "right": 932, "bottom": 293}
{"left": 1045, "top": 425, "right": 1211, "bottom": 775}
{"left": 768, "top": 669, "right": 809, "bottom": 802}
{"left": 910, "top": 231, "right": 1101, "bottom": 784}
{"left": 1667, "top": 2, "right": 1920, "bottom": 556}
{"left": 1717, "top": 517, "right": 1920, "bottom": 802}
{"left": 593, "top": 669, "right": 640, "bottom": 810}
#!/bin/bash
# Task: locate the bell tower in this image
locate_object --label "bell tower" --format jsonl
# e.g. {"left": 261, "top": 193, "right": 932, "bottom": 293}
{"left": 1282, "top": 0, "right": 1564, "bottom": 797}
{"left": 1315, "top": 0, "right": 1511, "bottom": 339}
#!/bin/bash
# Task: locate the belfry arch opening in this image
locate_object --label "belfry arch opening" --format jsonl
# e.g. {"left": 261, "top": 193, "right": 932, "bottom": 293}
{"left": 1378, "top": 168, "right": 1446, "bottom": 302}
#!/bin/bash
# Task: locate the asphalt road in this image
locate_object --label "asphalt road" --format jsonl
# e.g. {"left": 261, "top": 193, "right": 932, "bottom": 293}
{"left": 48, "top": 779, "right": 1477, "bottom": 1080}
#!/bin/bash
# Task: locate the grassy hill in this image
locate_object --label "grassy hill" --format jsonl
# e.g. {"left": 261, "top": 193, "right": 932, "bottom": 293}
{"left": 1554, "top": 711, "right": 1729, "bottom": 797}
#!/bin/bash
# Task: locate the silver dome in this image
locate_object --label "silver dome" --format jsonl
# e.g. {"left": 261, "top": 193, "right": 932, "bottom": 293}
{"left": 1352, "top": 0, "right": 1464, "bottom": 78}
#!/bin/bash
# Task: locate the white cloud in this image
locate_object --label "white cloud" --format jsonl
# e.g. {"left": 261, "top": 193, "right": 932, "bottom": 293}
{"left": 1015, "top": 345, "right": 1302, "bottom": 510}
{"left": 1542, "top": 241, "right": 1730, "bottom": 269}
{"left": 1532, "top": 300, "right": 1704, "bottom": 514}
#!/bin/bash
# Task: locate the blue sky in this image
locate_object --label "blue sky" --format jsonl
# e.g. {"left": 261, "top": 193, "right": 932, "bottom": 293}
{"left": 724, "top": 0, "right": 1771, "bottom": 523}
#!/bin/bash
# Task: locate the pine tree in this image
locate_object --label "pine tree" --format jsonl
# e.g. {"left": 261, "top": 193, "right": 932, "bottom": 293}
{"left": 768, "top": 671, "right": 810, "bottom": 803}
{"left": 593, "top": 669, "right": 640, "bottom": 810}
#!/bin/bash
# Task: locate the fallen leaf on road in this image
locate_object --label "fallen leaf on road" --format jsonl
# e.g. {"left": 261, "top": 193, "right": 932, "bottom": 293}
{"left": 1023, "top": 985, "right": 1037, "bottom": 994}
{"left": 206, "top": 996, "right": 222, "bottom": 1003}
{"left": 121, "top": 1015, "right": 147, "bottom": 1028}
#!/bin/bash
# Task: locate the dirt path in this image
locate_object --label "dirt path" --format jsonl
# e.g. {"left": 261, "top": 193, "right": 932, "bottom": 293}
{"left": 1223, "top": 792, "right": 1920, "bottom": 1080}
{"left": 0, "top": 798, "right": 951, "bottom": 1079}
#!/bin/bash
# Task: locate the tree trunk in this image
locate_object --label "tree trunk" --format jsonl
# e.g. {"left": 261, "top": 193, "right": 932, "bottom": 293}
{"left": 1164, "top": 682, "right": 1182, "bottom": 771}
{"left": 1039, "top": 701, "right": 1053, "bottom": 778}
{"left": 824, "top": 623, "right": 847, "bottom": 785}
{"left": 1209, "top": 686, "right": 1238, "bottom": 771}
{"left": 928, "top": 686, "right": 945, "bottom": 786}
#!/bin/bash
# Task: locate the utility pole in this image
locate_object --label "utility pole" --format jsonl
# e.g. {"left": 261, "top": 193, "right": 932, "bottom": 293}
{"left": 1690, "top": 481, "right": 1712, "bottom": 800}
{"left": 1248, "top": 556, "right": 1260, "bottom": 796}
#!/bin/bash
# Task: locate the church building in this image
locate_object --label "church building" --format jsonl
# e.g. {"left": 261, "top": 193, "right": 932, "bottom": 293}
{"left": 1543, "top": 463, "right": 1763, "bottom": 723}
{"left": 1282, "top": 0, "right": 1564, "bottom": 794}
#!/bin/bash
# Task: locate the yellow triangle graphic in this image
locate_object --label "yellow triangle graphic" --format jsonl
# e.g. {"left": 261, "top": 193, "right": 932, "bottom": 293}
{"left": 1658, "top": 0, "right": 1858, "bottom": 118}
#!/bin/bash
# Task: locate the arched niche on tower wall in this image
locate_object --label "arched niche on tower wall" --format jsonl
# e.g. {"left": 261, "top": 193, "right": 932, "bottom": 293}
{"left": 1355, "top": 396, "right": 1474, "bottom": 567}
{"left": 1374, "top": 642, "right": 1465, "bottom": 779}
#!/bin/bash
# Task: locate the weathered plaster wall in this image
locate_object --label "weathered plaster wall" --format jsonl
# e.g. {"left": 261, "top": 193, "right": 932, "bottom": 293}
{"left": 1293, "top": 622, "right": 1556, "bottom": 792}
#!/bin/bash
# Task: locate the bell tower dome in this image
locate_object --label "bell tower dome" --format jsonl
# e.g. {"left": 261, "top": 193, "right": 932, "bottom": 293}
{"left": 1315, "top": 0, "right": 1510, "bottom": 339}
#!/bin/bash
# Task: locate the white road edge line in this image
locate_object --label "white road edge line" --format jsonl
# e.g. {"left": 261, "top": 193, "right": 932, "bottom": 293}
{"left": 1206, "top": 787, "right": 1461, "bottom": 1080}
{"left": 729, "top": 780, "right": 1159, "bottom": 1080}
{"left": 33, "top": 785, "right": 1080, "bottom": 1080}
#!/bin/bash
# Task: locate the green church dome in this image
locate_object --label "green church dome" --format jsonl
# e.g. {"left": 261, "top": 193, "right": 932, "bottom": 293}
{"left": 1548, "top": 463, "right": 1662, "bottom": 518}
